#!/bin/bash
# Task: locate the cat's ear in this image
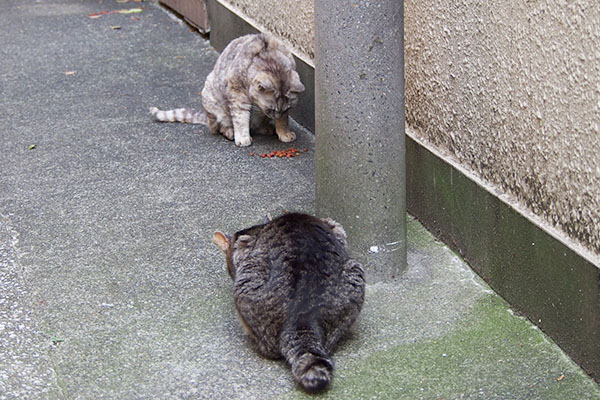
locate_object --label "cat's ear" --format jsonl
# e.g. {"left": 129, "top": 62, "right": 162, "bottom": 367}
{"left": 262, "top": 213, "right": 272, "bottom": 224}
{"left": 289, "top": 71, "right": 305, "bottom": 94}
{"left": 321, "top": 218, "right": 348, "bottom": 246}
{"left": 213, "top": 231, "right": 231, "bottom": 253}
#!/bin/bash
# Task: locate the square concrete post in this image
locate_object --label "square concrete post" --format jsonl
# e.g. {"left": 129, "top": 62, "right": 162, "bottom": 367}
{"left": 315, "top": 0, "right": 406, "bottom": 282}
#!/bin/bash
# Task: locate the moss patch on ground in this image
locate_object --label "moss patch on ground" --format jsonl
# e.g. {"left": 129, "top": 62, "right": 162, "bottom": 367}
{"left": 293, "top": 295, "right": 600, "bottom": 400}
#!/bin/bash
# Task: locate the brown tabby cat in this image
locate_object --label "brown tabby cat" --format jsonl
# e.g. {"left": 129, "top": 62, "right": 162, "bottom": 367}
{"left": 150, "top": 33, "right": 305, "bottom": 147}
{"left": 213, "top": 213, "right": 365, "bottom": 392}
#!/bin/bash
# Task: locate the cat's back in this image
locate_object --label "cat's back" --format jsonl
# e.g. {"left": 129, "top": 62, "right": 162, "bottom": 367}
{"left": 214, "top": 34, "right": 261, "bottom": 67}
{"left": 211, "top": 33, "right": 295, "bottom": 78}
{"left": 224, "top": 33, "right": 292, "bottom": 60}
{"left": 260, "top": 213, "right": 348, "bottom": 282}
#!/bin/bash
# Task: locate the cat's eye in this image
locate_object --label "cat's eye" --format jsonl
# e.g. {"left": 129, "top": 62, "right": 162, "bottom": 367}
{"left": 258, "top": 83, "right": 275, "bottom": 95}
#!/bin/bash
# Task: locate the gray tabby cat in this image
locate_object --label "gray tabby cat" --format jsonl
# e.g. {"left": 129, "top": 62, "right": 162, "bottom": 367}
{"left": 213, "top": 213, "right": 365, "bottom": 392}
{"left": 150, "top": 33, "right": 305, "bottom": 147}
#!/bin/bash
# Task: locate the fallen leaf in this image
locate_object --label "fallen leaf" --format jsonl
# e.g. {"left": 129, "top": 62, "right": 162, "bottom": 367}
{"left": 557, "top": 374, "right": 565, "bottom": 381}
{"left": 118, "top": 8, "right": 143, "bottom": 14}
{"left": 88, "top": 8, "right": 142, "bottom": 18}
{"left": 88, "top": 10, "right": 112, "bottom": 18}
{"left": 64, "top": 71, "right": 76, "bottom": 75}
{"left": 28, "top": 144, "right": 37, "bottom": 150}
{"left": 197, "top": 91, "right": 202, "bottom": 96}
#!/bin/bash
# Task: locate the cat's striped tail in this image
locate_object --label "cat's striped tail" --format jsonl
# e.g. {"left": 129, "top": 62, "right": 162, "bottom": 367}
{"left": 281, "top": 326, "right": 334, "bottom": 392}
{"left": 149, "top": 107, "right": 207, "bottom": 125}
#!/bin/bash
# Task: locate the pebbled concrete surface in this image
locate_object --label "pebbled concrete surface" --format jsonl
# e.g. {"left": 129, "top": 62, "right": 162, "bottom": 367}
{"left": 0, "top": 216, "right": 63, "bottom": 399}
{"left": 1, "top": 0, "right": 599, "bottom": 399}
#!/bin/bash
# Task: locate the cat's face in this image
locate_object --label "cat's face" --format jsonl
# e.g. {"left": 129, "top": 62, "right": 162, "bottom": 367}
{"left": 250, "top": 71, "right": 305, "bottom": 120}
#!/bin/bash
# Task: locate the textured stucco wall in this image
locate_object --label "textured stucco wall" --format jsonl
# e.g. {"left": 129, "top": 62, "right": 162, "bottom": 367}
{"left": 404, "top": 0, "right": 600, "bottom": 255}
{"left": 219, "top": 0, "right": 314, "bottom": 62}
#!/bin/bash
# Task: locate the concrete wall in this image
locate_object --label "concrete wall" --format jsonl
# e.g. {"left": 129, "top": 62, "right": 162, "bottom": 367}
{"left": 404, "top": 0, "right": 600, "bottom": 256}
{"left": 220, "top": 0, "right": 314, "bottom": 62}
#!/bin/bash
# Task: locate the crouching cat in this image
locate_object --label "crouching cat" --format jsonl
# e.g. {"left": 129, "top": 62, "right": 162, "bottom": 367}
{"left": 213, "top": 213, "right": 365, "bottom": 392}
{"left": 150, "top": 33, "right": 305, "bottom": 147}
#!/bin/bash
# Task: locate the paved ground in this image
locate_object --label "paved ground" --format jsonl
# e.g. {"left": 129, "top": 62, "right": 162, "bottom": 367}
{"left": 1, "top": 0, "right": 599, "bottom": 398}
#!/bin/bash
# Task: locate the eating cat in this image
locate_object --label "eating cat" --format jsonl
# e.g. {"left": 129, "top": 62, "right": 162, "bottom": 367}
{"left": 213, "top": 213, "right": 365, "bottom": 392}
{"left": 150, "top": 33, "right": 305, "bottom": 147}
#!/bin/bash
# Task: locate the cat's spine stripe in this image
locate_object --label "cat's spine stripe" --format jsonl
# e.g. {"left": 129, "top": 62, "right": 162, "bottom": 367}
{"left": 149, "top": 107, "right": 207, "bottom": 125}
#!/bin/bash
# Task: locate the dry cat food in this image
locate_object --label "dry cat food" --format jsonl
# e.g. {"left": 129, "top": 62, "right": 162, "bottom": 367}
{"left": 251, "top": 147, "right": 309, "bottom": 158}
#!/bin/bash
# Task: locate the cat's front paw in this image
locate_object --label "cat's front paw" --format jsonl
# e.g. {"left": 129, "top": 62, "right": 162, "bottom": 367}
{"left": 235, "top": 135, "right": 253, "bottom": 147}
{"left": 277, "top": 130, "right": 296, "bottom": 143}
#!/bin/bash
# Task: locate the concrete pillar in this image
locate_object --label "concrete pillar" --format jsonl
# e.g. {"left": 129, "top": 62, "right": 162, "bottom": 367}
{"left": 315, "top": 0, "right": 406, "bottom": 282}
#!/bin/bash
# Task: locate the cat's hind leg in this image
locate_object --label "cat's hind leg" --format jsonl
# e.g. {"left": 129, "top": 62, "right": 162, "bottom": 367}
{"left": 236, "top": 310, "right": 281, "bottom": 359}
{"left": 206, "top": 112, "right": 220, "bottom": 135}
{"left": 202, "top": 94, "right": 234, "bottom": 140}
{"left": 322, "top": 259, "right": 365, "bottom": 354}
{"left": 233, "top": 257, "right": 282, "bottom": 358}
{"left": 216, "top": 115, "right": 234, "bottom": 141}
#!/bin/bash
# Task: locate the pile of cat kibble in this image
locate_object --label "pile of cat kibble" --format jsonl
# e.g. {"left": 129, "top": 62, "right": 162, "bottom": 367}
{"left": 250, "top": 147, "right": 309, "bottom": 159}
